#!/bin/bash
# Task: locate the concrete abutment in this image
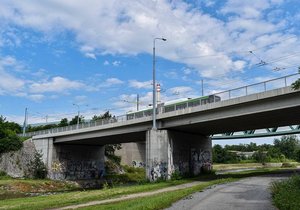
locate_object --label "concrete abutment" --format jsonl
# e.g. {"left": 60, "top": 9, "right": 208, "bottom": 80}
{"left": 33, "top": 138, "right": 105, "bottom": 180}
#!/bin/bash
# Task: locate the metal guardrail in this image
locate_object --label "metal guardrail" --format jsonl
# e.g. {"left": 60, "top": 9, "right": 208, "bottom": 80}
{"left": 23, "top": 73, "right": 299, "bottom": 137}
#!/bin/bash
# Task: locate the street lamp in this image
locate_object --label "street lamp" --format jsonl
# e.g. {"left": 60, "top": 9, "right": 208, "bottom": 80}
{"left": 73, "top": 103, "right": 80, "bottom": 129}
{"left": 152, "top": 37, "right": 167, "bottom": 130}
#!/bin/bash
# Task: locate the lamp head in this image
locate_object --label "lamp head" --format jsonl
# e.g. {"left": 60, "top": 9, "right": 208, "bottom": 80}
{"left": 162, "top": 38, "right": 167, "bottom": 41}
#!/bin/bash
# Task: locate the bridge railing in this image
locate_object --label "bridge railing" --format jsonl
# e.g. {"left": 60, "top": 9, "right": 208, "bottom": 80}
{"left": 23, "top": 73, "right": 299, "bottom": 137}
{"left": 213, "top": 73, "right": 299, "bottom": 101}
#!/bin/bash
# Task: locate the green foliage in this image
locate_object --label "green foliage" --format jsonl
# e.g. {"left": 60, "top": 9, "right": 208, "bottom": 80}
{"left": 27, "top": 151, "right": 47, "bottom": 179}
{"left": 105, "top": 166, "right": 146, "bottom": 185}
{"left": 273, "top": 135, "right": 299, "bottom": 160}
{"left": 69, "top": 115, "right": 84, "bottom": 125}
{"left": 212, "top": 144, "right": 239, "bottom": 163}
{"left": 213, "top": 135, "right": 300, "bottom": 164}
{"left": 58, "top": 118, "right": 69, "bottom": 127}
{"left": 271, "top": 175, "right": 300, "bottom": 210}
{"left": 292, "top": 68, "right": 300, "bottom": 90}
{"left": 105, "top": 144, "right": 122, "bottom": 156}
{"left": 27, "top": 124, "right": 57, "bottom": 132}
{"left": 0, "top": 116, "right": 23, "bottom": 153}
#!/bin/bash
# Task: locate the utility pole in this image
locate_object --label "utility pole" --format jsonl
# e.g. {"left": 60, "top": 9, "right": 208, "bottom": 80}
{"left": 201, "top": 79, "right": 204, "bottom": 96}
{"left": 137, "top": 94, "right": 139, "bottom": 111}
{"left": 73, "top": 103, "right": 80, "bottom": 129}
{"left": 22, "top": 107, "right": 28, "bottom": 136}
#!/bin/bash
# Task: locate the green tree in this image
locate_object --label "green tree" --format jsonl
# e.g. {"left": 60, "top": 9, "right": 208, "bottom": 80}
{"left": 292, "top": 68, "right": 300, "bottom": 90}
{"left": 273, "top": 135, "right": 299, "bottom": 160}
{"left": 0, "top": 116, "right": 23, "bottom": 153}
{"left": 58, "top": 118, "right": 69, "bottom": 127}
{"left": 69, "top": 115, "right": 84, "bottom": 125}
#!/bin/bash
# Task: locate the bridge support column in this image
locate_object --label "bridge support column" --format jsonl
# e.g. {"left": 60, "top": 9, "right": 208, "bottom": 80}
{"left": 146, "top": 130, "right": 212, "bottom": 181}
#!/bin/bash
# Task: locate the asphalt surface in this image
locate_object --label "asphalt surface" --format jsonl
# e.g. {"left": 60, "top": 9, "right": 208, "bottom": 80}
{"left": 165, "top": 174, "right": 289, "bottom": 210}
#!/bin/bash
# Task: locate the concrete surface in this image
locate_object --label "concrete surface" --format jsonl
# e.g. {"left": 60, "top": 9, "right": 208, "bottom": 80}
{"left": 31, "top": 86, "right": 300, "bottom": 144}
{"left": 165, "top": 174, "right": 288, "bottom": 210}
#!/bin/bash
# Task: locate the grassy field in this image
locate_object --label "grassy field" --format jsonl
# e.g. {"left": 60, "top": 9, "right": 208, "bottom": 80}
{"left": 271, "top": 175, "right": 300, "bottom": 210}
{"left": 80, "top": 178, "right": 236, "bottom": 210}
{"left": 213, "top": 162, "right": 299, "bottom": 171}
{"left": 1, "top": 168, "right": 298, "bottom": 210}
{"left": 0, "top": 179, "right": 191, "bottom": 210}
{"left": 0, "top": 176, "right": 80, "bottom": 200}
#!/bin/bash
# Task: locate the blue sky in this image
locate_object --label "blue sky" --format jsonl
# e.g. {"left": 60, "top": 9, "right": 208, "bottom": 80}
{"left": 0, "top": 0, "right": 299, "bottom": 144}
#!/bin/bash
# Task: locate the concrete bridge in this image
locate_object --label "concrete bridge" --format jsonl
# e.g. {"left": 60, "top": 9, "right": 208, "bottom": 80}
{"left": 30, "top": 86, "right": 300, "bottom": 181}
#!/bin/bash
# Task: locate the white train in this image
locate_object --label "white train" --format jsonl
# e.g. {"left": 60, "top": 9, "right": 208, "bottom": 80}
{"left": 126, "top": 95, "right": 221, "bottom": 120}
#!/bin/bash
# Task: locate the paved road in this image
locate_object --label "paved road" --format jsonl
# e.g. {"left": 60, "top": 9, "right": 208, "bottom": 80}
{"left": 166, "top": 174, "right": 288, "bottom": 210}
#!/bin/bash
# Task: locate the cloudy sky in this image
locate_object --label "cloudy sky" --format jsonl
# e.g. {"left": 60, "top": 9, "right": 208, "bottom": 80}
{"left": 0, "top": 0, "right": 299, "bottom": 141}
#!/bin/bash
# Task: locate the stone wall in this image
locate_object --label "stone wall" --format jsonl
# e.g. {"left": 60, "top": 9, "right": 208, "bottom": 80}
{"left": 0, "top": 139, "right": 36, "bottom": 178}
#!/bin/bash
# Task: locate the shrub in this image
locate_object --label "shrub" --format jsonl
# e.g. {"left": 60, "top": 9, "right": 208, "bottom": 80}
{"left": 271, "top": 175, "right": 300, "bottom": 210}
{"left": 27, "top": 151, "right": 47, "bottom": 179}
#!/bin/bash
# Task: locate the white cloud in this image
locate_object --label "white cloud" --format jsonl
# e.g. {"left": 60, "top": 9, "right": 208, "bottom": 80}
{"left": 0, "top": 56, "right": 25, "bottom": 94}
{"left": 29, "top": 76, "right": 84, "bottom": 93}
{"left": 105, "top": 78, "right": 124, "bottom": 86}
{"left": 167, "top": 86, "right": 193, "bottom": 95}
{"left": 27, "top": 94, "right": 45, "bottom": 102}
{"left": 164, "top": 71, "right": 178, "bottom": 79}
{"left": 103, "top": 60, "right": 109, "bottom": 65}
{"left": 129, "top": 80, "right": 152, "bottom": 89}
{"left": 112, "top": 60, "right": 121, "bottom": 66}
{"left": 0, "top": 0, "right": 299, "bottom": 79}
{"left": 85, "top": 52, "right": 97, "bottom": 60}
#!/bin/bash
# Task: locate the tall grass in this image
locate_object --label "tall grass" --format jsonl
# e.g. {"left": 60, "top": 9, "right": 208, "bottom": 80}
{"left": 271, "top": 175, "right": 300, "bottom": 210}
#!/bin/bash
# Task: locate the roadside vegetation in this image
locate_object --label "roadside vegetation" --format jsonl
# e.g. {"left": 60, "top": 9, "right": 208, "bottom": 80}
{"left": 0, "top": 116, "right": 23, "bottom": 153}
{"left": 0, "top": 168, "right": 297, "bottom": 210}
{"left": 271, "top": 175, "right": 300, "bottom": 210}
{"left": 0, "top": 171, "right": 80, "bottom": 200}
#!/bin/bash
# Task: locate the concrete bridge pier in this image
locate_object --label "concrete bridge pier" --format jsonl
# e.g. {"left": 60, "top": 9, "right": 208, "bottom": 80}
{"left": 33, "top": 138, "right": 105, "bottom": 180}
{"left": 146, "top": 129, "right": 212, "bottom": 181}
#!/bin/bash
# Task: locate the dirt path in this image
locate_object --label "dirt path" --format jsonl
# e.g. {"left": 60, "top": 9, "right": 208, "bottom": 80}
{"left": 52, "top": 181, "right": 203, "bottom": 210}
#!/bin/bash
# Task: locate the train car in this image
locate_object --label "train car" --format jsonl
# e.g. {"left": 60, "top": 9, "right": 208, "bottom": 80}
{"left": 126, "top": 95, "right": 221, "bottom": 120}
{"left": 163, "top": 95, "right": 221, "bottom": 113}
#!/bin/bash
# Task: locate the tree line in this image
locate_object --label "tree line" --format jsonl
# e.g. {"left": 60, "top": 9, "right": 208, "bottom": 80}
{"left": 26, "top": 111, "right": 114, "bottom": 133}
{"left": 213, "top": 135, "right": 300, "bottom": 163}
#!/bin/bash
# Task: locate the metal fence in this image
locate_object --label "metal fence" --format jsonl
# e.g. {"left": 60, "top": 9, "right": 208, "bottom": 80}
{"left": 23, "top": 73, "right": 299, "bottom": 137}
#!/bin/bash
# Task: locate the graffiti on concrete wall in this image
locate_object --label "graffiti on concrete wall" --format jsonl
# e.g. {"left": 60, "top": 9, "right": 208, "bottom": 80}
{"left": 173, "top": 150, "right": 189, "bottom": 175}
{"left": 50, "top": 151, "right": 104, "bottom": 180}
{"left": 191, "top": 149, "right": 212, "bottom": 175}
{"left": 150, "top": 159, "right": 168, "bottom": 181}
{"left": 132, "top": 160, "right": 145, "bottom": 168}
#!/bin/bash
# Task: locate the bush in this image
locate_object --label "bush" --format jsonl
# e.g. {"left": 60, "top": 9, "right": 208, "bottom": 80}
{"left": 27, "top": 151, "right": 47, "bottom": 179}
{"left": 271, "top": 175, "right": 300, "bottom": 210}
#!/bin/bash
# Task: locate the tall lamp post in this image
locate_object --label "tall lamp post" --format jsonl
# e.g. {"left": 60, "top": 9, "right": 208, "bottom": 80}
{"left": 152, "top": 37, "right": 167, "bottom": 130}
{"left": 73, "top": 103, "right": 80, "bottom": 129}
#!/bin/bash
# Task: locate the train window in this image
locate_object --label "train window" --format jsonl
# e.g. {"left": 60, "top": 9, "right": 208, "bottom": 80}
{"left": 144, "top": 110, "right": 152, "bottom": 116}
{"left": 188, "top": 100, "right": 200, "bottom": 107}
{"left": 201, "top": 98, "right": 208, "bottom": 105}
{"left": 127, "top": 114, "right": 134, "bottom": 120}
{"left": 176, "top": 103, "right": 187, "bottom": 110}
{"left": 164, "top": 105, "right": 175, "bottom": 112}
{"left": 135, "top": 112, "right": 144, "bottom": 118}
